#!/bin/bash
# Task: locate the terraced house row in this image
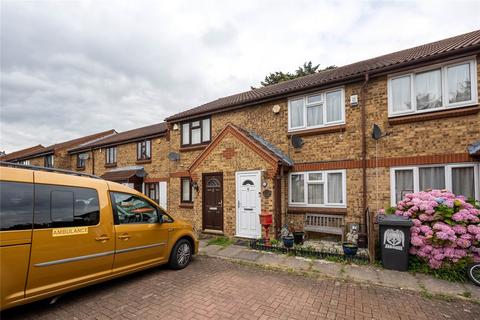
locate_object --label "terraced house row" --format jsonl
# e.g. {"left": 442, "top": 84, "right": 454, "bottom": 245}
{"left": 3, "top": 30, "right": 480, "bottom": 240}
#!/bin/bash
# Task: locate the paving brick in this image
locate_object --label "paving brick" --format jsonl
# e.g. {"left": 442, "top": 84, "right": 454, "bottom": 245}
{"left": 2, "top": 256, "right": 479, "bottom": 320}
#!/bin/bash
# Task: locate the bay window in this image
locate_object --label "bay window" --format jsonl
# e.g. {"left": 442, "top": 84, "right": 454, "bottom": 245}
{"left": 181, "top": 117, "right": 211, "bottom": 147}
{"left": 390, "top": 164, "right": 479, "bottom": 204}
{"left": 289, "top": 170, "right": 346, "bottom": 207}
{"left": 288, "top": 88, "right": 345, "bottom": 132}
{"left": 388, "top": 58, "right": 477, "bottom": 116}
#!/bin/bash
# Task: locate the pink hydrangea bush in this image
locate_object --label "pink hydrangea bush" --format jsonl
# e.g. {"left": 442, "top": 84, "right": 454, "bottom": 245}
{"left": 393, "top": 190, "right": 480, "bottom": 269}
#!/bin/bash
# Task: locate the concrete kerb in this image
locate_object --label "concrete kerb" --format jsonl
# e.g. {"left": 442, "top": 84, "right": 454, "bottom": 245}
{"left": 198, "top": 241, "right": 480, "bottom": 303}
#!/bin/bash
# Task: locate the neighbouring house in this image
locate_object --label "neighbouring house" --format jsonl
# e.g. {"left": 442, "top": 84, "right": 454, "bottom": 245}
{"left": 67, "top": 122, "right": 169, "bottom": 209}
{"left": 0, "top": 130, "right": 116, "bottom": 169}
{"left": 164, "top": 30, "right": 480, "bottom": 239}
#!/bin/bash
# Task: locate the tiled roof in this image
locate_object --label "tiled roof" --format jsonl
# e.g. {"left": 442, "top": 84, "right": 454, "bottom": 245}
{"left": 166, "top": 29, "right": 480, "bottom": 122}
{"left": 0, "top": 144, "right": 46, "bottom": 161}
{"left": 101, "top": 166, "right": 146, "bottom": 181}
{"left": 69, "top": 122, "right": 167, "bottom": 153}
{"left": 1, "top": 129, "right": 116, "bottom": 162}
{"left": 239, "top": 128, "right": 293, "bottom": 166}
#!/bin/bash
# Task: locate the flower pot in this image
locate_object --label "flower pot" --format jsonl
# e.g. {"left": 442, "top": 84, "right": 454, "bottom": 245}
{"left": 283, "top": 236, "right": 294, "bottom": 248}
{"left": 259, "top": 212, "right": 273, "bottom": 226}
{"left": 293, "top": 232, "right": 304, "bottom": 245}
{"left": 342, "top": 242, "right": 358, "bottom": 256}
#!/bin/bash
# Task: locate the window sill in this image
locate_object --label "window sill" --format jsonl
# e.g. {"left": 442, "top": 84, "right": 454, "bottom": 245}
{"left": 104, "top": 163, "right": 117, "bottom": 168}
{"left": 287, "top": 124, "right": 346, "bottom": 137}
{"left": 179, "top": 144, "right": 208, "bottom": 152}
{"left": 287, "top": 206, "right": 347, "bottom": 215}
{"left": 75, "top": 167, "right": 85, "bottom": 171}
{"left": 388, "top": 105, "right": 479, "bottom": 125}
{"left": 136, "top": 159, "right": 152, "bottom": 164}
{"left": 179, "top": 203, "right": 194, "bottom": 209}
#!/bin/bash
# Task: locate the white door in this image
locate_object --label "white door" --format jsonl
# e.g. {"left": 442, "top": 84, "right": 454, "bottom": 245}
{"left": 236, "top": 171, "right": 261, "bottom": 238}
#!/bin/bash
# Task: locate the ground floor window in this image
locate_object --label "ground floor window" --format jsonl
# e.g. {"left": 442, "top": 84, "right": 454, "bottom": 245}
{"left": 289, "top": 170, "right": 346, "bottom": 207}
{"left": 144, "top": 182, "right": 159, "bottom": 203}
{"left": 390, "top": 163, "right": 479, "bottom": 204}
{"left": 181, "top": 177, "right": 193, "bottom": 203}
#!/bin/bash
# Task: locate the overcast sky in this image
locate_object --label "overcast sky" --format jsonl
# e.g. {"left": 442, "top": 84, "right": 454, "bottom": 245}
{"left": 1, "top": 0, "right": 480, "bottom": 153}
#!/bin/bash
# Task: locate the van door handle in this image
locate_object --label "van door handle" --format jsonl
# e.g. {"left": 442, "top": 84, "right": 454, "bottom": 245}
{"left": 118, "top": 233, "right": 131, "bottom": 240}
{"left": 95, "top": 235, "right": 110, "bottom": 242}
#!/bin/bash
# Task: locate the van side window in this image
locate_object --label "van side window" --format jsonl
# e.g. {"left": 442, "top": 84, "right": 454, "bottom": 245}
{"left": 0, "top": 181, "right": 34, "bottom": 231}
{"left": 34, "top": 184, "right": 100, "bottom": 228}
{"left": 110, "top": 192, "right": 159, "bottom": 224}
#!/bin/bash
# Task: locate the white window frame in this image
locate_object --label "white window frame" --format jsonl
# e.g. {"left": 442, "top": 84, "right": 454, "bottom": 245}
{"left": 390, "top": 163, "right": 480, "bottom": 205}
{"left": 288, "top": 169, "right": 347, "bottom": 208}
{"left": 18, "top": 160, "right": 30, "bottom": 165}
{"left": 388, "top": 57, "right": 478, "bottom": 117}
{"left": 288, "top": 87, "right": 345, "bottom": 132}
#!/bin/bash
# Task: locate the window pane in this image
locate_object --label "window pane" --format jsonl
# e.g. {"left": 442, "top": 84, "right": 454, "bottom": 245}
{"left": 112, "top": 193, "right": 158, "bottom": 224}
{"left": 452, "top": 167, "right": 475, "bottom": 199}
{"left": 307, "top": 94, "right": 322, "bottom": 104}
{"left": 192, "top": 121, "right": 200, "bottom": 127}
{"left": 51, "top": 191, "right": 74, "bottom": 223}
{"left": 137, "top": 143, "right": 142, "bottom": 158}
{"left": 326, "top": 91, "right": 342, "bottom": 122}
{"left": 447, "top": 63, "right": 471, "bottom": 104}
{"left": 145, "top": 140, "right": 151, "bottom": 158}
{"left": 290, "top": 99, "right": 304, "bottom": 128}
{"left": 182, "top": 179, "right": 191, "bottom": 202}
{"left": 0, "top": 181, "right": 33, "bottom": 231}
{"left": 74, "top": 188, "right": 100, "bottom": 226}
{"left": 415, "top": 69, "right": 442, "bottom": 110}
{"left": 290, "top": 174, "right": 304, "bottom": 203}
{"left": 394, "top": 170, "right": 414, "bottom": 203}
{"left": 202, "top": 118, "right": 211, "bottom": 142}
{"left": 391, "top": 76, "right": 412, "bottom": 112}
{"left": 308, "top": 173, "right": 323, "bottom": 181}
{"left": 182, "top": 123, "right": 190, "bottom": 145}
{"left": 191, "top": 128, "right": 201, "bottom": 144}
{"left": 307, "top": 105, "right": 323, "bottom": 126}
{"left": 419, "top": 167, "right": 445, "bottom": 191}
{"left": 307, "top": 184, "right": 324, "bottom": 204}
{"left": 327, "top": 173, "right": 343, "bottom": 203}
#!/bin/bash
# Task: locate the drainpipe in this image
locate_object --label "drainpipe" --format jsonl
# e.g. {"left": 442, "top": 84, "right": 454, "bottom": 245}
{"left": 361, "top": 73, "right": 370, "bottom": 215}
{"left": 274, "top": 166, "right": 283, "bottom": 238}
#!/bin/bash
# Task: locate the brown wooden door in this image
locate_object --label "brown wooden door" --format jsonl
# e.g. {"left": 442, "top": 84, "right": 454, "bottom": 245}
{"left": 203, "top": 173, "right": 223, "bottom": 231}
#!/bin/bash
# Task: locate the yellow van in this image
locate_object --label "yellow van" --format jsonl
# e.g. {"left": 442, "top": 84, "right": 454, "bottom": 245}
{"left": 0, "top": 164, "right": 198, "bottom": 311}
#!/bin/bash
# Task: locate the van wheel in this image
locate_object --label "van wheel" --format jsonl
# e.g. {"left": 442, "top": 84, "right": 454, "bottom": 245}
{"left": 169, "top": 239, "right": 192, "bottom": 270}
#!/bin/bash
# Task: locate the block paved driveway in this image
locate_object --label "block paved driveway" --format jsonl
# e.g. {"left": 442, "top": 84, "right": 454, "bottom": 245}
{"left": 2, "top": 256, "right": 479, "bottom": 320}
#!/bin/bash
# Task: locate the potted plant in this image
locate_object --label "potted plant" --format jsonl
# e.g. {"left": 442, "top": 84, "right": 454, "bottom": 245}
{"left": 281, "top": 224, "right": 294, "bottom": 248}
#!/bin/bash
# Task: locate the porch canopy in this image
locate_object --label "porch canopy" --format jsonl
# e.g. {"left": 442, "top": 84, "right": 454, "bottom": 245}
{"left": 101, "top": 166, "right": 146, "bottom": 191}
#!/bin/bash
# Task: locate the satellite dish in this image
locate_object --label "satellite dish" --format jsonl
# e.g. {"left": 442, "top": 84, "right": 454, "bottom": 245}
{"left": 291, "top": 136, "right": 304, "bottom": 149}
{"left": 372, "top": 124, "right": 382, "bottom": 140}
{"left": 168, "top": 152, "right": 180, "bottom": 161}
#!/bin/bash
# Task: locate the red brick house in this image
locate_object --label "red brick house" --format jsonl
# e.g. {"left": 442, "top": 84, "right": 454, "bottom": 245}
{"left": 67, "top": 122, "right": 169, "bottom": 208}
{"left": 164, "top": 30, "right": 480, "bottom": 239}
{"left": 0, "top": 130, "right": 116, "bottom": 169}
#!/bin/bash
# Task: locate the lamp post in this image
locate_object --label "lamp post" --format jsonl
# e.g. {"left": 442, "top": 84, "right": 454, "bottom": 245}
{"left": 259, "top": 210, "right": 273, "bottom": 245}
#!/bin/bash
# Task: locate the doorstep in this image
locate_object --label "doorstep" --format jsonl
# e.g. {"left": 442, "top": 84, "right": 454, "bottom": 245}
{"left": 198, "top": 240, "right": 480, "bottom": 302}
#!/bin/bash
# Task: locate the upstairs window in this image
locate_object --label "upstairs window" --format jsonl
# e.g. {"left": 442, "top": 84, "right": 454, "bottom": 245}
{"left": 18, "top": 160, "right": 30, "bottom": 165}
{"left": 77, "top": 153, "right": 87, "bottom": 169}
{"left": 289, "top": 170, "right": 346, "bottom": 207}
{"left": 181, "top": 118, "right": 211, "bottom": 147}
{"left": 388, "top": 58, "right": 477, "bottom": 116}
{"left": 105, "top": 147, "right": 117, "bottom": 164}
{"left": 44, "top": 155, "right": 54, "bottom": 168}
{"left": 137, "top": 140, "right": 151, "bottom": 160}
{"left": 288, "top": 88, "right": 345, "bottom": 132}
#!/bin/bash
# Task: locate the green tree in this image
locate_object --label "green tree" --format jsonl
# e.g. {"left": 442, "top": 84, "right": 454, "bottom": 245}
{"left": 258, "top": 61, "right": 336, "bottom": 87}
